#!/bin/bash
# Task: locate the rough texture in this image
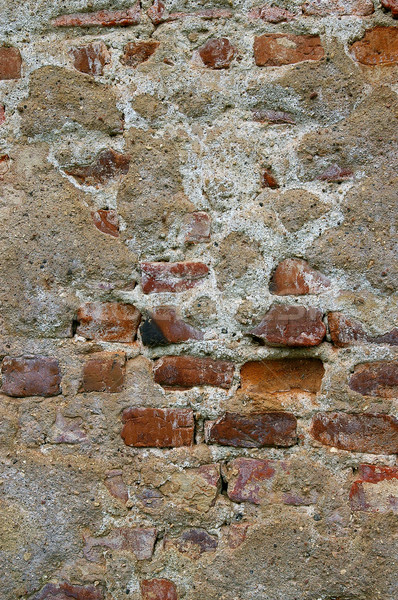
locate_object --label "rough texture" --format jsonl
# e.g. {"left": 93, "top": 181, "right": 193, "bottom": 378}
{"left": 1, "top": 2, "right": 398, "bottom": 599}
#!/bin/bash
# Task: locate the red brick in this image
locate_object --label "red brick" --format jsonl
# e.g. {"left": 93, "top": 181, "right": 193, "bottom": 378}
{"left": 147, "top": 0, "right": 232, "bottom": 24}
{"left": 76, "top": 302, "right": 141, "bottom": 342}
{"left": 248, "top": 6, "right": 296, "bottom": 22}
{"left": 141, "top": 262, "right": 209, "bottom": 293}
{"left": 250, "top": 305, "right": 326, "bottom": 347}
{"left": 69, "top": 42, "right": 110, "bottom": 76}
{"left": 65, "top": 149, "right": 130, "bottom": 187}
{"left": 140, "top": 306, "right": 203, "bottom": 346}
{"left": 261, "top": 168, "right": 279, "bottom": 189}
{"left": 205, "top": 412, "right": 297, "bottom": 447}
{"left": 317, "top": 164, "right": 354, "bottom": 182}
{"left": 33, "top": 582, "right": 103, "bottom": 600}
{"left": 0, "top": 47, "right": 22, "bottom": 80}
{"left": 141, "top": 579, "right": 177, "bottom": 600}
{"left": 303, "top": 0, "right": 374, "bottom": 16}
{"left": 91, "top": 209, "right": 119, "bottom": 237}
{"left": 381, "top": 0, "right": 398, "bottom": 18}
{"left": 165, "top": 528, "right": 218, "bottom": 558}
{"left": 329, "top": 312, "right": 398, "bottom": 347}
{"left": 350, "top": 27, "right": 398, "bottom": 65}
{"left": 153, "top": 356, "right": 234, "bottom": 389}
{"left": 254, "top": 34, "right": 324, "bottom": 67}
{"left": 121, "top": 41, "right": 160, "bottom": 67}
{"left": 2, "top": 356, "right": 61, "bottom": 397}
{"left": 83, "top": 527, "right": 156, "bottom": 562}
{"left": 121, "top": 407, "right": 194, "bottom": 447}
{"left": 350, "top": 464, "right": 398, "bottom": 512}
{"left": 349, "top": 361, "right": 398, "bottom": 397}
{"left": 270, "top": 259, "right": 330, "bottom": 295}
{"left": 80, "top": 352, "right": 126, "bottom": 393}
{"left": 310, "top": 412, "right": 398, "bottom": 454}
{"left": 226, "top": 457, "right": 319, "bottom": 506}
{"left": 198, "top": 38, "right": 236, "bottom": 69}
{"left": 183, "top": 211, "right": 211, "bottom": 243}
{"left": 240, "top": 359, "right": 325, "bottom": 395}
{"left": 52, "top": 5, "right": 141, "bottom": 26}
{"left": 253, "top": 110, "right": 296, "bottom": 124}
{"left": 104, "top": 469, "right": 128, "bottom": 503}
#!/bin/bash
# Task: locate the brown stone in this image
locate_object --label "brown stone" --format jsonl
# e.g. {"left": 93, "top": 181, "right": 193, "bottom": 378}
{"left": 141, "top": 579, "right": 177, "bottom": 600}
{"left": 121, "top": 407, "right": 194, "bottom": 447}
{"left": 69, "top": 42, "right": 110, "bottom": 76}
{"left": 349, "top": 361, "right": 398, "bottom": 397}
{"left": 350, "top": 464, "right": 398, "bottom": 512}
{"left": 240, "top": 359, "right": 325, "bottom": 395}
{"left": 183, "top": 212, "right": 211, "bottom": 243}
{"left": 254, "top": 34, "right": 324, "bottom": 67}
{"left": 270, "top": 259, "right": 330, "bottom": 295}
{"left": 198, "top": 38, "right": 236, "bottom": 69}
{"left": 310, "top": 412, "right": 398, "bottom": 454}
{"left": 381, "top": 0, "right": 398, "bottom": 18}
{"left": 1, "top": 356, "right": 61, "bottom": 397}
{"left": 0, "top": 47, "right": 22, "bottom": 80}
{"left": 248, "top": 6, "right": 296, "bottom": 22}
{"left": 83, "top": 527, "right": 157, "bottom": 562}
{"left": 153, "top": 356, "right": 234, "bottom": 389}
{"left": 140, "top": 306, "right": 204, "bottom": 346}
{"left": 91, "top": 209, "right": 120, "bottom": 237}
{"left": 104, "top": 469, "right": 128, "bottom": 503}
{"left": 65, "top": 149, "right": 130, "bottom": 187}
{"left": 303, "top": 0, "right": 374, "bottom": 16}
{"left": 52, "top": 5, "right": 141, "bottom": 26}
{"left": 250, "top": 305, "right": 326, "bottom": 347}
{"left": 121, "top": 41, "right": 160, "bottom": 67}
{"left": 76, "top": 302, "right": 141, "bottom": 342}
{"left": 141, "top": 262, "right": 209, "bottom": 293}
{"left": 205, "top": 412, "right": 297, "bottom": 447}
{"left": 166, "top": 528, "right": 218, "bottom": 557}
{"left": 80, "top": 352, "right": 126, "bottom": 393}
{"left": 33, "top": 582, "right": 103, "bottom": 600}
{"left": 261, "top": 169, "right": 279, "bottom": 189}
{"left": 350, "top": 27, "right": 398, "bottom": 65}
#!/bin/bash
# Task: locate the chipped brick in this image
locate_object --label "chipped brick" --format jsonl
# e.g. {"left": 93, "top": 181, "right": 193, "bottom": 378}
{"left": 153, "top": 356, "right": 234, "bottom": 389}
{"left": 205, "top": 412, "right": 297, "bottom": 447}
{"left": 351, "top": 27, "right": 398, "bottom": 65}
{"left": 141, "top": 579, "right": 177, "bottom": 600}
{"left": 141, "top": 262, "right": 209, "bottom": 294}
{"left": 303, "top": 0, "right": 374, "bottom": 16}
{"left": 65, "top": 149, "right": 130, "bottom": 187}
{"left": 33, "top": 582, "right": 103, "bottom": 600}
{"left": 92, "top": 209, "right": 120, "bottom": 237}
{"left": 76, "top": 302, "right": 141, "bottom": 342}
{"left": 317, "top": 164, "right": 354, "bottom": 182}
{"left": 83, "top": 527, "right": 157, "bottom": 562}
{"left": 381, "top": 0, "right": 398, "bottom": 18}
{"left": 250, "top": 305, "right": 326, "bottom": 347}
{"left": 253, "top": 110, "right": 296, "bottom": 124}
{"left": 254, "top": 34, "right": 324, "bottom": 67}
{"left": 270, "top": 259, "right": 330, "bottom": 295}
{"left": 2, "top": 356, "right": 61, "bottom": 397}
{"left": 248, "top": 6, "right": 296, "bottom": 22}
{"left": 349, "top": 361, "right": 398, "bottom": 397}
{"left": 166, "top": 528, "right": 218, "bottom": 558}
{"left": 350, "top": 464, "right": 398, "bottom": 512}
{"left": 140, "top": 306, "right": 204, "bottom": 346}
{"left": 261, "top": 168, "right": 279, "bottom": 189}
{"left": 69, "top": 41, "right": 110, "bottom": 76}
{"left": 122, "top": 41, "right": 160, "bottom": 67}
{"left": 105, "top": 469, "right": 129, "bottom": 503}
{"left": 121, "top": 407, "right": 194, "bottom": 447}
{"left": 183, "top": 211, "right": 211, "bottom": 243}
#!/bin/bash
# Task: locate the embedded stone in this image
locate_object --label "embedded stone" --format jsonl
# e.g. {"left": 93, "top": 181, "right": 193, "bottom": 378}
{"left": 141, "top": 579, "right": 177, "bottom": 600}
{"left": 240, "top": 359, "right": 325, "bottom": 395}
{"left": 183, "top": 212, "right": 211, "bottom": 243}
{"left": 153, "top": 356, "right": 234, "bottom": 389}
{"left": 121, "top": 41, "right": 160, "bottom": 67}
{"left": 317, "top": 164, "right": 354, "bottom": 182}
{"left": 80, "top": 352, "right": 126, "bottom": 393}
{"left": 270, "top": 259, "right": 330, "bottom": 295}
{"left": 91, "top": 209, "right": 120, "bottom": 237}
{"left": 205, "top": 412, "right": 297, "bottom": 447}
{"left": 33, "top": 582, "right": 103, "bottom": 600}
{"left": 250, "top": 305, "right": 326, "bottom": 347}
{"left": 76, "top": 302, "right": 141, "bottom": 342}
{"left": 1, "top": 356, "right": 61, "bottom": 397}
{"left": 121, "top": 407, "right": 194, "bottom": 447}
{"left": 261, "top": 169, "right": 279, "bottom": 188}
{"left": 83, "top": 527, "right": 157, "bottom": 562}
{"left": 253, "top": 110, "right": 296, "bottom": 124}
{"left": 104, "top": 469, "right": 129, "bottom": 503}
{"left": 329, "top": 313, "right": 398, "bottom": 347}
{"left": 65, "top": 149, "right": 130, "bottom": 187}
{"left": 141, "top": 262, "right": 209, "bottom": 293}
{"left": 198, "top": 38, "right": 236, "bottom": 69}
{"left": 254, "top": 34, "right": 324, "bottom": 67}
{"left": 166, "top": 528, "right": 218, "bottom": 558}
{"left": 140, "top": 306, "right": 204, "bottom": 346}
{"left": 69, "top": 42, "right": 110, "bottom": 76}
{"left": 349, "top": 361, "right": 398, "bottom": 397}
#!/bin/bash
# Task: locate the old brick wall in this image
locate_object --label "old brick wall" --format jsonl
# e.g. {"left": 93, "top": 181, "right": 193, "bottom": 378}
{"left": 0, "top": 1, "right": 397, "bottom": 599}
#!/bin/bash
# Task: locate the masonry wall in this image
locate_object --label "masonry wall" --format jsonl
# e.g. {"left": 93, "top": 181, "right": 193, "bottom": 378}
{"left": 0, "top": 1, "right": 398, "bottom": 599}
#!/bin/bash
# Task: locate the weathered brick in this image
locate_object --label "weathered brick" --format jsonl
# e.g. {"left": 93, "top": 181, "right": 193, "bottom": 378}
{"left": 52, "top": 5, "right": 141, "bottom": 26}
{"left": 121, "top": 407, "right": 194, "bottom": 447}
{"left": 153, "top": 356, "right": 234, "bottom": 389}
{"left": 83, "top": 527, "right": 157, "bottom": 562}
{"left": 140, "top": 306, "right": 203, "bottom": 346}
{"left": 254, "top": 34, "right": 324, "bottom": 67}
{"left": 91, "top": 209, "right": 120, "bottom": 237}
{"left": 33, "top": 582, "right": 103, "bottom": 600}
{"left": 141, "top": 579, "right": 177, "bottom": 600}
{"left": 198, "top": 38, "right": 236, "bottom": 69}
{"left": 121, "top": 41, "right": 160, "bottom": 67}
{"left": 165, "top": 528, "right": 218, "bottom": 558}
{"left": 0, "top": 47, "right": 22, "bottom": 80}
{"left": 240, "top": 359, "right": 325, "bottom": 395}
{"left": 80, "top": 352, "right": 126, "bottom": 393}
{"left": 351, "top": 27, "right": 398, "bottom": 65}
{"left": 1, "top": 356, "right": 61, "bottom": 397}
{"left": 147, "top": 0, "right": 231, "bottom": 24}
{"left": 183, "top": 211, "right": 211, "bottom": 243}
{"left": 250, "top": 305, "right": 326, "bottom": 347}
{"left": 381, "top": 0, "right": 398, "bottom": 18}
{"left": 317, "top": 164, "right": 354, "bottom": 182}
{"left": 303, "top": 0, "right": 374, "bottom": 16}
{"left": 65, "top": 149, "right": 130, "bottom": 187}
{"left": 349, "top": 361, "right": 398, "bottom": 397}
{"left": 248, "top": 6, "right": 296, "bottom": 22}
{"left": 310, "top": 412, "right": 398, "bottom": 454}
{"left": 270, "top": 259, "right": 330, "bottom": 295}
{"left": 329, "top": 312, "right": 398, "bottom": 347}
{"left": 205, "top": 412, "right": 297, "bottom": 447}
{"left": 69, "top": 42, "right": 110, "bottom": 76}
{"left": 76, "top": 302, "right": 141, "bottom": 342}
{"left": 261, "top": 168, "right": 279, "bottom": 189}
{"left": 350, "top": 464, "right": 398, "bottom": 512}
{"left": 104, "top": 469, "right": 129, "bottom": 503}
{"left": 141, "top": 261, "right": 209, "bottom": 293}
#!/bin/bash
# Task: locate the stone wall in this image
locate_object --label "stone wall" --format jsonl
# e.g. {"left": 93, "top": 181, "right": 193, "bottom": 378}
{"left": 0, "top": 1, "right": 397, "bottom": 599}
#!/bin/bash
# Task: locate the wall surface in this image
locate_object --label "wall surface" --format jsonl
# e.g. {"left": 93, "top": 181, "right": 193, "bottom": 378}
{"left": 0, "top": 0, "right": 398, "bottom": 599}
